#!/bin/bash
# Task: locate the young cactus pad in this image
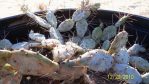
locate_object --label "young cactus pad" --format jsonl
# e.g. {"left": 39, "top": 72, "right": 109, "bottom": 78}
{"left": 74, "top": 49, "right": 114, "bottom": 72}
{"left": 113, "top": 64, "right": 142, "bottom": 84}
{"left": 11, "top": 42, "right": 29, "bottom": 50}
{"left": 46, "top": 10, "right": 57, "bottom": 28}
{"left": 101, "top": 40, "right": 110, "bottom": 50}
{"left": 72, "top": 9, "right": 90, "bottom": 22}
{"left": 49, "top": 27, "right": 64, "bottom": 44}
{"left": 58, "top": 19, "right": 75, "bottom": 32}
{"left": 108, "top": 31, "right": 128, "bottom": 54}
{"left": 129, "top": 56, "right": 149, "bottom": 71}
{"left": 0, "top": 39, "right": 12, "bottom": 49}
{"left": 114, "top": 47, "right": 130, "bottom": 64}
{"left": 80, "top": 38, "right": 96, "bottom": 49}
{"left": 115, "top": 15, "right": 129, "bottom": 28}
{"left": 29, "top": 30, "right": 46, "bottom": 42}
{"left": 26, "top": 12, "right": 51, "bottom": 29}
{"left": 127, "top": 44, "right": 146, "bottom": 55}
{"left": 76, "top": 19, "right": 88, "bottom": 38}
{"left": 92, "top": 26, "right": 102, "bottom": 43}
{"left": 142, "top": 72, "right": 149, "bottom": 84}
{"left": 101, "top": 25, "right": 117, "bottom": 41}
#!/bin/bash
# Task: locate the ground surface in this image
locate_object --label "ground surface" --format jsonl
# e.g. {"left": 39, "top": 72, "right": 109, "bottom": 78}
{"left": 0, "top": 0, "right": 149, "bottom": 18}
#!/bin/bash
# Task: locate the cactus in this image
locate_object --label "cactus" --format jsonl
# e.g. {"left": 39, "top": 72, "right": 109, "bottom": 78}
{"left": 52, "top": 42, "right": 84, "bottom": 62}
{"left": 101, "top": 40, "right": 110, "bottom": 50}
{"left": 114, "top": 47, "right": 130, "bottom": 64}
{"left": 127, "top": 44, "right": 146, "bottom": 55}
{"left": 29, "top": 30, "right": 46, "bottom": 42}
{"left": 0, "top": 49, "right": 59, "bottom": 76}
{"left": 11, "top": 42, "right": 29, "bottom": 50}
{"left": 101, "top": 25, "right": 117, "bottom": 41}
{"left": 92, "top": 26, "right": 102, "bottom": 43}
{"left": 74, "top": 49, "right": 114, "bottom": 72}
{"left": 46, "top": 10, "right": 57, "bottom": 28}
{"left": 0, "top": 39, "right": 12, "bottom": 49}
{"left": 69, "top": 36, "right": 81, "bottom": 44}
{"left": 58, "top": 19, "right": 75, "bottom": 32}
{"left": 142, "top": 72, "right": 149, "bottom": 84}
{"left": 108, "top": 31, "right": 128, "bottom": 54}
{"left": 72, "top": 9, "right": 91, "bottom": 22}
{"left": 41, "top": 39, "right": 61, "bottom": 49}
{"left": 76, "top": 19, "right": 88, "bottom": 38}
{"left": 129, "top": 56, "right": 149, "bottom": 71}
{"left": 26, "top": 12, "right": 51, "bottom": 29}
{"left": 80, "top": 38, "right": 96, "bottom": 49}
{"left": 49, "top": 27, "right": 64, "bottom": 44}
{"left": 115, "top": 15, "right": 129, "bottom": 28}
{"left": 113, "top": 64, "right": 142, "bottom": 84}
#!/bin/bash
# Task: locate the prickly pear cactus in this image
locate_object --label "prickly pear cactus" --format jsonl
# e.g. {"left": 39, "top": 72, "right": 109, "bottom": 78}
{"left": 101, "top": 40, "right": 110, "bottom": 50}
{"left": 114, "top": 47, "right": 130, "bottom": 64}
{"left": 41, "top": 39, "right": 61, "bottom": 49}
{"left": 46, "top": 10, "right": 57, "bottom": 28}
{"left": 108, "top": 31, "right": 128, "bottom": 54}
{"left": 92, "top": 26, "right": 102, "bottom": 43}
{"left": 113, "top": 64, "right": 142, "bottom": 84}
{"left": 101, "top": 25, "right": 117, "bottom": 41}
{"left": 49, "top": 27, "right": 64, "bottom": 44}
{"left": 29, "top": 30, "right": 46, "bottom": 42}
{"left": 127, "top": 44, "right": 146, "bottom": 55}
{"left": 58, "top": 19, "right": 75, "bottom": 32}
{"left": 76, "top": 19, "right": 88, "bottom": 38}
{"left": 142, "top": 72, "right": 149, "bottom": 84}
{"left": 11, "top": 42, "right": 29, "bottom": 50}
{"left": 129, "top": 56, "right": 149, "bottom": 71}
{"left": 80, "top": 38, "right": 96, "bottom": 49}
{"left": 69, "top": 36, "right": 81, "bottom": 44}
{"left": 26, "top": 12, "right": 51, "bottom": 29}
{"left": 0, "top": 39, "right": 12, "bottom": 49}
{"left": 115, "top": 15, "right": 129, "bottom": 28}
{"left": 72, "top": 9, "right": 91, "bottom": 22}
{"left": 75, "top": 49, "right": 114, "bottom": 72}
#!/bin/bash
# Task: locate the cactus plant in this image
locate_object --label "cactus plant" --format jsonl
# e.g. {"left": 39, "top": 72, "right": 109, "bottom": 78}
{"left": 114, "top": 47, "right": 130, "bottom": 64}
{"left": 129, "top": 56, "right": 149, "bottom": 71}
{"left": 115, "top": 15, "right": 129, "bottom": 28}
{"left": 74, "top": 49, "right": 114, "bottom": 72}
{"left": 127, "top": 44, "right": 146, "bottom": 55}
{"left": 92, "top": 26, "right": 102, "bottom": 43}
{"left": 29, "top": 30, "right": 46, "bottom": 42}
{"left": 101, "top": 25, "right": 117, "bottom": 41}
{"left": 108, "top": 31, "right": 128, "bottom": 54}
{"left": 49, "top": 27, "right": 64, "bottom": 44}
{"left": 69, "top": 36, "right": 81, "bottom": 44}
{"left": 76, "top": 19, "right": 88, "bottom": 38}
{"left": 101, "top": 40, "right": 110, "bottom": 50}
{"left": 0, "top": 39, "right": 12, "bottom": 49}
{"left": 58, "top": 19, "right": 75, "bottom": 32}
{"left": 46, "top": 10, "right": 57, "bottom": 28}
{"left": 80, "top": 38, "right": 96, "bottom": 49}
{"left": 41, "top": 39, "right": 61, "bottom": 49}
{"left": 113, "top": 64, "right": 142, "bottom": 84}
{"left": 11, "top": 42, "right": 29, "bottom": 50}
{"left": 142, "top": 72, "right": 149, "bottom": 84}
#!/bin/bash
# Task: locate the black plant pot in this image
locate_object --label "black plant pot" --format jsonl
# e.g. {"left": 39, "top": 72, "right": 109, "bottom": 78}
{"left": 0, "top": 9, "right": 149, "bottom": 84}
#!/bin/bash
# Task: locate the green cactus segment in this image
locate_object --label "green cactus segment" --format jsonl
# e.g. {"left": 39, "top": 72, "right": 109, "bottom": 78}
{"left": 46, "top": 10, "right": 57, "bottom": 28}
{"left": 101, "top": 40, "right": 110, "bottom": 50}
{"left": 108, "top": 31, "right": 128, "bottom": 54}
{"left": 80, "top": 38, "right": 96, "bottom": 49}
{"left": 58, "top": 19, "right": 75, "bottom": 32}
{"left": 0, "top": 50, "right": 12, "bottom": 59}
{"left": 92, "top": 26, "right": 102, "bottom": 43}
{"left": 101, "top": 25, "right": 117, "bottom": 41}
{"left": 129, "top": 56, "right": 149, "bottom": 71}
{"left": 115, "top": 16, "right": 129, "bottom": 28}
{"left": 49, "top": 27, "right": 64, "bottom": 44}
{"left": 142, "top": 73, "right": 149, "bottom": 84}
{"left": 0, "top": 39, "right": 12, "bottom": 49}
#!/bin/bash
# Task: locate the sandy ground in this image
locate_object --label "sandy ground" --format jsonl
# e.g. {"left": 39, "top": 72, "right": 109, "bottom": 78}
{"left": 0, "top": 0, "right": 149, "bottom": 18}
